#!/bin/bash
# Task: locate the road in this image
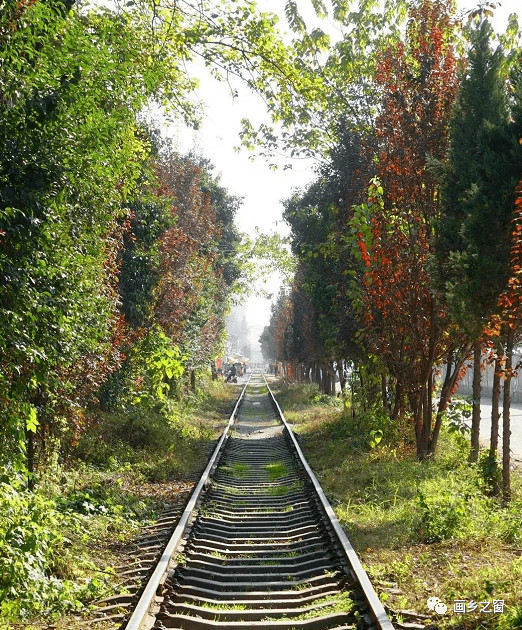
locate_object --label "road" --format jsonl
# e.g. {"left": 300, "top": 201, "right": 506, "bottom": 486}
{"left": 475, "top": 399, "right": 522, "bottom": 465}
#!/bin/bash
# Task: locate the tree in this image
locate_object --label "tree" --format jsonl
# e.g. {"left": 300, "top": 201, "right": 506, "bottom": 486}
{"left": 281, "top": 127, "right": 377, "bottom": 393}
{"left": 1, "top": 0, "right": 298, "bottom": 474}
{"left": 434, "top": 16, "right": 512, "bottom": 465}
{"left": 435, "top": 11, "right": 522, "bottom": 487}
{"left": 240, "top": 0, "right": 410, "bottom": 160}
{"left": 494, "top": 179, "right": 522, "bottom": 502}
{"left": 259, "top": 325, "right": 276, "bottom": 363}
{"left": 0, "top": 1, "right": 161, "bottom": 473}
{"left": 352, "top": 0, "right": 465, "bottom": 459}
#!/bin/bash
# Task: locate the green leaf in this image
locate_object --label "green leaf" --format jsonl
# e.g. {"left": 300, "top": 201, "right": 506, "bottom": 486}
{"left": 26, "top": 407, "right": 39, "bottom": 434}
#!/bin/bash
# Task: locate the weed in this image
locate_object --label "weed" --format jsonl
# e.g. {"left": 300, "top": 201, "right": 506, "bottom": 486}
{"left": 293, "top": 592, "right": 354, "bottom": 619}
{"left": 265, "top": 462, "right": 289, "bottom": 480}
{"left": 199, "top": 602, "right": 247, "bottom": 611}
{"left": 0, "top": 379, "right": 238, "bottom": 627}
{"left": 267, "top": 481, "right": 303, "bottom": 496}
{"left": 267, "top": 485, "right": 290, "bottom": 496}
{"left": 220, "top": 462, "right": 250, "bottom": 478}
{"left": 173, "top": 552, "right": 186, "bottom": 566}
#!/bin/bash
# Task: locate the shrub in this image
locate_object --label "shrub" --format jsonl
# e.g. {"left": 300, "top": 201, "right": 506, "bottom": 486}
{"left": 309, "top": 391, "right": 343, "bottom": 407}
{"left": 416, "top": 469, "right": 494, "bottom": 543}
{"left": 0, "top": 469, "right": 108, "bottom": 620}
{"left": 443, "top": 396, "right": 472, "bottom": 435}
{"left": 329, "top": 407, "right": 399, "bottom": 451}
{"left": 478, "top": 451, "right": 502, "bottom": 494}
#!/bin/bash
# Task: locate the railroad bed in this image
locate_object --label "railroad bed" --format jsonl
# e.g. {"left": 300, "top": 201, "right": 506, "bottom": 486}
{"left": 125, "top": 374, "right": 394, "bottom": 630}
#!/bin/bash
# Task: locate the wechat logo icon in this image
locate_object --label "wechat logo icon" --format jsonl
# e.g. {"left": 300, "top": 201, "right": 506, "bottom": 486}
{"left": 427, "top": 597, "right": 447, "bottom": 614}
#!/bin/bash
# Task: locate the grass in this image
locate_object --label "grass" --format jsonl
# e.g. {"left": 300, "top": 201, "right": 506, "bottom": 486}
{"left": 220, "top": 462, "right": 250, "bottom": 478}
{"left": 293, "top": 591, "right": 354, "bottom": 620}
{"left": 267, "top": 481, "right": 303, "bottom": 496}
{"left": 250, "top": 385, "right": 268, "bottom": 396}
{"left": 265, "top": 461, "right": 289, "bottom": 479}
{"left": 271, "top": 379, "right": 522, "bottom": 630}
{"left": 199, "top": 602, "right": 248, "bottom": 611}
{"left": 215, "top": 484, "right": 247, "bottom": 495}
{"left": 75, "top": 379, "right": 237, "bottom": 483}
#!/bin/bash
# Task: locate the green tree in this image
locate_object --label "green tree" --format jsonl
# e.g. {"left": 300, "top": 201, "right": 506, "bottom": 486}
{"left": 240, "top": 0, "right": 409, "bottom": 160}
{"left": 0, "top": 0, "right": 314, "bottom": 474}
{"left": 0, "top": 1, "right": 158, "bottom": 474}
{"left": 282, "top": 126, "right": 378, "bottom": 394}
{"left": 435, "top": 12, "right": 522, "bottom": 481}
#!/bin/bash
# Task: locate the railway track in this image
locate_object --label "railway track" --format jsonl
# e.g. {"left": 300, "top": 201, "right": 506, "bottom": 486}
{"left": 123, "top": 373, "right": 395, "bottom": 630}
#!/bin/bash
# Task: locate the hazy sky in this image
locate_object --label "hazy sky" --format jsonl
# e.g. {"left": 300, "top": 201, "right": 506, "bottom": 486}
{"left": 170, "top": 0, "right": 522, "bottom": 331}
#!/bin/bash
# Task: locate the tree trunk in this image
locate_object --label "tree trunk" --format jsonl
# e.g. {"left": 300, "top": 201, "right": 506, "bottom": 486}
{"left": 391, "top": 381, "right": 402, "bottom": 421}
{"left": 502, "top": 327, "right": 514, "bottom": 504}
{"left": 470, "top": 341, "right": 482, "bottom": 463}
{"left": 329, "top": 362, "right": 336, "bottom": 396}
{"left": 26, "top": 427, "right": 36, "bottom": 491}
{"left": 489, "top": 355, "right": 502, "bottom": 496}
{"left": 190, "top": 369, "right": 196, "bottom": 392}
{"left": 313, "top": 362, "right": 320, "bottom": 386}
{"left": 412, "top": 391, "right": 425, "bottom": 459}
{"left": 338, "top": 360, "right": 346, "bottom": 394}
{"left": 359, "top": 368, "right": 366, "bottom": 412}
{"left": 427, "top": 349, "right": 469, "bottom": 457}
{"left": 323, "top": 364, "right": 333, "bottom": 395}
{"left": 490, "top": 357, "right": 502, "bottom": 459}
{"left": 322, "top": 364, "right": 332, "bottom": 395}
{"left": 417, "top": 373, "right": 434, "bottom": 460}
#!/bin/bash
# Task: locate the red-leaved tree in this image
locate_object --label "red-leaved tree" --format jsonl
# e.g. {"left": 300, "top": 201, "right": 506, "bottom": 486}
{"left": 356, "top": 0, "right": 469, "bottom": 459}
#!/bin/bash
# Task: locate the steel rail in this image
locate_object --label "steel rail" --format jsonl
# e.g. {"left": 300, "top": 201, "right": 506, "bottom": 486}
{"left": 124, "top": 375, "right": 252, "bottom": 630}
{"left": 263, "top": 375, "right": 395, "bottom": 630}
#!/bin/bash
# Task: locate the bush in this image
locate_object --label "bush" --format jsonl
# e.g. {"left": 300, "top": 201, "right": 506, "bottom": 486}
{"left": 309, "top": 391, "right": 343, "bottom": 407}
{"left": 443, "top": 396, "right": 472, "bottom": 435}
{"left": 75, "top": 396, "right": 214, "bottom": 482}
{"left": 0, "top": 469, "right": 108, "bottom": 620}
{"left": 329, "top": 407, "right": 399, "bottom": 451}
{"left": 478, "top": 451, "right": 502, "bottom": 494}
{"left": 76, "top": 407, "right": 179, "bottom": 464}
{"left": 416, "top": 468, "right": 494, "bottom": 543}
{"left": 498, "top": 498, "right": 522, "bottom": 545}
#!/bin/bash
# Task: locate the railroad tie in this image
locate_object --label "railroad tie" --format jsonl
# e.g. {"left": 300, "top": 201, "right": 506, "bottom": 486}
{"left": 150, "top": 376, "right": 382, "bottom": 630}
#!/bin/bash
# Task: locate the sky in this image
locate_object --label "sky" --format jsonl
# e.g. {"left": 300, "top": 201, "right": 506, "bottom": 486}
{"left": 167, "top": 0, "right": 522, "bottom": 334}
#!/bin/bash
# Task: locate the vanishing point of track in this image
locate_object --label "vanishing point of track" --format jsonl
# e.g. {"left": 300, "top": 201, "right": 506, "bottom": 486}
{"left": 122, "top": 373, "right": 395, "bottom": 630}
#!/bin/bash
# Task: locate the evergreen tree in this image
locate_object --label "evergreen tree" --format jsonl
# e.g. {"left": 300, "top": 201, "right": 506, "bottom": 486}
{"left": 435, "top": 14, "right": 522, "bottom": 487}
